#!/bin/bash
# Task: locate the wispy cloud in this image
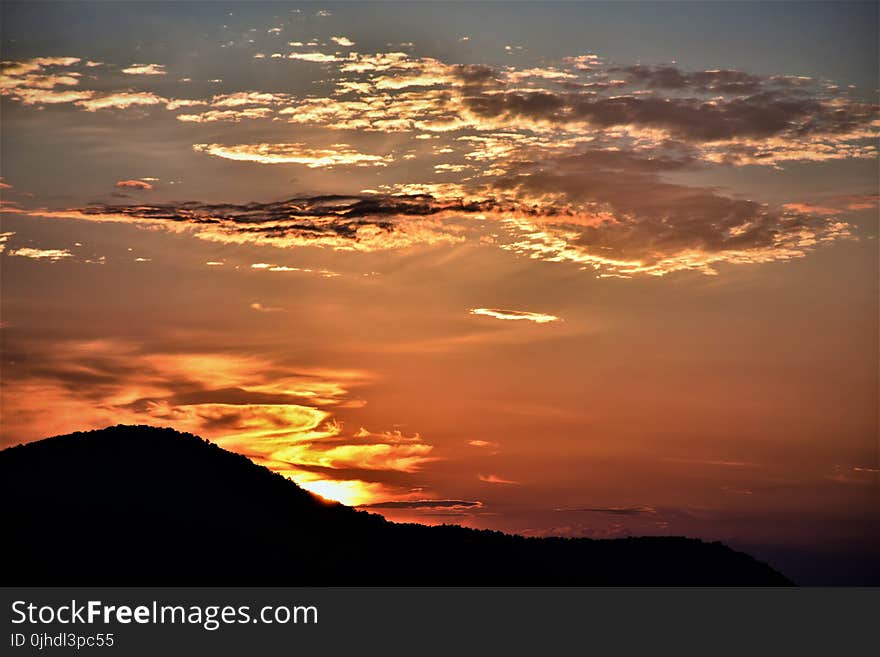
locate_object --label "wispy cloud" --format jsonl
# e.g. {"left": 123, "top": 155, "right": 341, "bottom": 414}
{"left": 249, "top": 302, "right": 284, "bottom": 313}
{"left": 0, "top": 337, "right": 434, "bottom": 507}
{"left": 479, "top": 473, "right": 520, "bottom": 484}
{"left": 287, "top": 52, "right": 343, "bottom": 63}
{"left": 559, "top": 506, "right": 658, "bottom": 517}
{"left": 115, "top": 179, "right": 154, "bottom": 190}
{"left": 7, "top": 247, "right": 73, "bottom": 260}
{"left": 76, "top": 92, "right": 165, "bottom": 111}
{"left": 360, "top": 499, "right": 482, "bottom": 509}
{"left": 193, "top": 143, "right": 393, "bottom": 167}
{"left": 470, "top": 308, "right": 560, "bottom": 324}
{"left": 25, "top": 194, "right": 474, "bottom": 252}
{"left": 0, "top": 231, "right": 15, "bottom": 253}
{"left": 121, "top": 63, "right": 166, "bottom": 76}
{"left": 23, "top": 176, "right": 855, "bottom": 276}
{"left": 177, "top": 108, "right": 274, "bottom": 122}
{"left": 250, "top": 263, "right": 339, "bottom": 277}
{"left": 468, "top": 439, "right": 500, "bottom": 448}
{"left": 2, "top": 45, "right": 873, "bottom": 278}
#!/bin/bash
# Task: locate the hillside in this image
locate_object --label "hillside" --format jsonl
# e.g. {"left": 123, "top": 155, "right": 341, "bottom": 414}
{"left": 0, "top": 425, "right": 792, "bottom": 585}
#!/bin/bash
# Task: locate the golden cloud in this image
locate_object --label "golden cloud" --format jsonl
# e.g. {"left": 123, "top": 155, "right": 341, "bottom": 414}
{"left": 7, "top": 247, "right": 73, "bottom": 260}
{"left": 115, "top": 179, "right": 154, "bottom": 190}
{"left": 121, "top": 63, "right": 166, "bottom": 75}
{"left": 0, "top": 339, "right": 434, "bottom": 507}
{"left": 469, "top": 308, "right": 560, "bottom": 324}
{"left": 76, "top": 92, "right": 166, "bottom": 111}
{"left": 192, "top": 142, "right": 393, "bottom": 167}
{"left": 478, "top": 474, "right": 520, "bottom": 485}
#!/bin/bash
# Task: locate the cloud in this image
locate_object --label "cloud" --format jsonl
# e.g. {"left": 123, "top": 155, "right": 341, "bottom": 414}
{"left": 1, "top": 72, "right": 82, "bottom": 91}
{"left": 0, "top": 337, "right": 436, "bottom": 507}
{"left": 250, "top": 302, "right": 284, "bottom": 313}
{"left": 460, "top": 72, "right": 878, "bottom": 148}
{"left": 491, "top": 148, "right": 855, "bottom": 276}
{"left": 76, "top": 92, "right": 166, "bottom": 111}
{"left": 1, "top": 56, "right": 80, "bottom": 77}
{"left": 287, "top": 52, "right": 343, "bottom": 63}
{"left": 193, "top": 143, "right": 393, "bottom": 167}
{"left": 5, "top": 88, "right": 95, "bottom": 105}
{"left": 561, "top": 506, "right": 658, "bottom": 516}
{"left": 479, "top": 474, "right": 520, "bottom": 484}
{"left": 1, "top": 58, "right": 83, "bottom": 92}
{"left": 330, "top": 36, "right": 355, "bottom": 47}
{"left": 269, "top": 441, "right": 437, "bottom": 473}
{"left": 0, "top": 231, "right": 14, "bottom": 253}
{"left": 177, "top": 108, "right": 274, "bottom": 122}
{"left": 470, "top": 308, "right": 560, "bottom": 324}
{"left": 121, "top": 63, "right": 166, "bottom": 76}
{"left": 359, "top": 499, "right": 482, "bottom": 509}
{"left": 504, "top": 67, "right": 578, "bottom": 84}
{"left": 115, "top": 179, "right": 154, "bottom": 190}
{"left": 2, "top": 51, "right": 875, "bottom": 171}
{"left": 0, "top": 56, "right": 93, "bottom": 105}
{"left": 210, "top": 91, "right": 289, "bottom": 107}
{"left": 825, "top": 464, "right": 880, "bottom": 486}
{"left": 7, "top": 247, "right": 73, "bottom": 260}
{"left": 468, "top": 439, "right": 499, "bottom": 448}
{"left": 661, "top": 457, "right": 760, "bottom": 468}
{"left": 783, "top": 194, "right": 879, "bottom": 215}
{"left": 3, "top": 48, "right": 869, "bottom": 278}
{"left": 25, "top": 168, "right": 855, "bottom": 276}
{"left": 838, "top": 194, "right": 879, "bottom": 211}
{"left": 614, "top": 64, "right": 764, "bottom": 94}
{"left": 23, "top": 194, "right": 476, "bottom": 252}
{"left": 249, "top": 263, "right": 339, "bottom": 277}
{"left": 260, "top": 51, "right": 876, "bottom": 163}
{"left": 164, "top": 98, "right": 208, "bottom": 110}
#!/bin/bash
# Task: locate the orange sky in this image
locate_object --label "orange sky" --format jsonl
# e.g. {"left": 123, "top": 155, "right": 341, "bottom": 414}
{"left": 1, "top": 2, "right": 877, "bottom": 583}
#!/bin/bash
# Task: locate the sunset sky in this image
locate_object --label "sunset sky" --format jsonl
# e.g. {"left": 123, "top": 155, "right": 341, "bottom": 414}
{"left": 1, "top": 2, "right": 878, "bottom": 583}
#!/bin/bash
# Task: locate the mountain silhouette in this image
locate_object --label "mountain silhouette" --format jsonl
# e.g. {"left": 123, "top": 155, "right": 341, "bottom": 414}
{"left": 0, "top": 425, "right": 792, "bottom": 585}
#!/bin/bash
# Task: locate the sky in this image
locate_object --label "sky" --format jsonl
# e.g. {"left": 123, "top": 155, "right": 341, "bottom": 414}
{"left": 1, "top": 1, "right": 878, "bottom": 584}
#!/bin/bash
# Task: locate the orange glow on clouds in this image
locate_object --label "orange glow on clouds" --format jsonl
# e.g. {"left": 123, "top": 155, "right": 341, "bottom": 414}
{"left": 470, "top": 308, "right": 560, "bottom": 324}
{"left": 193, "top": 142, "right": 393, "bottom": 167}
{"left": 0, "top": 341, "right": 436, "bottom": 506}
{"left": 1, "top": 6, "right": 877, "bottom": 572}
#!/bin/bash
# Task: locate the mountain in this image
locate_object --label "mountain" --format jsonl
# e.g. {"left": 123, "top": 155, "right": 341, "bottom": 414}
{"left": 0, "top": 425, "right": 792, "bottom": 585}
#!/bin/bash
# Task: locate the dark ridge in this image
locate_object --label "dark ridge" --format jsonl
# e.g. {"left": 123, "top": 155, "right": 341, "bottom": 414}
{"left": 0, "top": 425, "right": 792, "bottom": 586}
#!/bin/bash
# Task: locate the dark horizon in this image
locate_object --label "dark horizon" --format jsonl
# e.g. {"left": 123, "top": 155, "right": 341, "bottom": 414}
{"left": 0, "top": 424, "right": 795, "bottom": 586}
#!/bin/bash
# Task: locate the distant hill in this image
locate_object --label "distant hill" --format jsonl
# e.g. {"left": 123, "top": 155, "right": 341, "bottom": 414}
{"left": 0, "top": 425, "right": 792, "bottom": 585}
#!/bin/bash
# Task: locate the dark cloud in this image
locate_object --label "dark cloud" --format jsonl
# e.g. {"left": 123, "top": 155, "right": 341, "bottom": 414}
{"left": 453, "top": 63, "right": 498, "bottom": 87}
{"left": 613, "top": 65, "right": 765, "bottom": 95}
{"left": 360, "top": 499, "right": 483, "bottom": 509}
{"left": 77, "top": 193, "right": 489, "bottom": 224}
{"left": 45, "top": 194, "right": 500, "bottom": 251}
{"left": 490, "top": 147, "right": 852, "bottom": 274}
{"left": 32, "top": 156, "right": 854, "bottom": 276}
{"left": 465, "top": 87, "right": 877, "bottom": 142}
{"left": 562, "top": 506, "right": 658, "bottom": 517}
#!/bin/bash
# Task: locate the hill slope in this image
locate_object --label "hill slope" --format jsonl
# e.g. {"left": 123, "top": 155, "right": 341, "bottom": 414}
{"left": 0, "top": 425, "right": 792, "bottom": 585}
